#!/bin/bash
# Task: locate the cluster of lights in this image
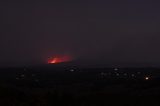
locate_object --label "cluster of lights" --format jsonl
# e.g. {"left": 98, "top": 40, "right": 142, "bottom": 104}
{"left": 15, "top": 73, "right": 39, "bottom": 82}
{"left": 98, "top": 70, "right": 152, "bottom": 81}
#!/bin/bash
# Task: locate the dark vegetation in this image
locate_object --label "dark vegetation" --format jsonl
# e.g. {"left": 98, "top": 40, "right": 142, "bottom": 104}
{"left": 0, "top": 67, "right": 160, "bottom": 106}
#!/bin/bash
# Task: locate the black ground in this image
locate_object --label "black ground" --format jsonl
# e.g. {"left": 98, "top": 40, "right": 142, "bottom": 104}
{"left": 0, "top": 67, "right": 160, "bottom": 106}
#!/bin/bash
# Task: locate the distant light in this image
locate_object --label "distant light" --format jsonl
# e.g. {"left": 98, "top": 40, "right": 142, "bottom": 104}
{"left": 131, "top": 74, "right": 135, "bottom": 77}
{"left": 21, "top": 74, "right": 25, "bottom": 77}
{"left": 70, "top": 69, "right": 75, "bottom": 72}
{"left": 116, "top": 73, "right": 119, "bottom": 76}
{"left": 137, "top": 72, "right": 141, "bottom": 74}
{"left": 114, "top": 68, "right": 118, "bottom": 71}
{"left": 124, "top": 73, "right": 127, "bottom": 76}
{"left": 100, "top": 72, "right": 107, "bottom": 76}
{"left": 145, "top": 77, "right": 149, "bottom": 80}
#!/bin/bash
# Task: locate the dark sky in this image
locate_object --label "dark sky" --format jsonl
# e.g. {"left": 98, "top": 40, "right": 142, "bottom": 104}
{"left": 1, "top": 0, "right": 160, "bottom": 66}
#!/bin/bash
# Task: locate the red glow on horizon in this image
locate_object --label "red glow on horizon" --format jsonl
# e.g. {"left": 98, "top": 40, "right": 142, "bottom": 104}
{"left": 49, "top": 58, "right": 58, "bottom": 64}
{"left": 48, "top": 56, "right": 72, "bottom": 64}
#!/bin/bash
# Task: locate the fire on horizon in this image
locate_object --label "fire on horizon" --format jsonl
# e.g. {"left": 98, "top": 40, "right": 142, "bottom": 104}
{"left": 48, "top": 56, "right": 72, "bottom": 64}
{"left": 1, "top": 0, "right": 160, "bottom": 67}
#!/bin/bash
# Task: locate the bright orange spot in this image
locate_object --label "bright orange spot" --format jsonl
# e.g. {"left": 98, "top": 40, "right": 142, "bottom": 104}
{"left": 48, "top": 56, "right": 72, "bottom": 64}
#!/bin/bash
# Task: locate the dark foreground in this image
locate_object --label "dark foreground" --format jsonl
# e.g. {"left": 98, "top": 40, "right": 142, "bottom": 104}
{"left": 0, "top": 66, "right": 160, "bottom": 106}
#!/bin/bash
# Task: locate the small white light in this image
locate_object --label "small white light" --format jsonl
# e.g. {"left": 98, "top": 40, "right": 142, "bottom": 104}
{"left": 131, "top": 74, "right": 135, "bottom": 77}
{"left": 100, "top": 72, "right": 106, "bottom": 76}
{"left": 137, "top": 72, "right": 141, "bottom": 74}
{"left": 114, "top": 68, "right": 118, "bottom": 71}
{"left": 145, "top": 77, "right": 149, "bottom": 80}
{"left": 70, "top": 69, "right": 74, "bottom": 72}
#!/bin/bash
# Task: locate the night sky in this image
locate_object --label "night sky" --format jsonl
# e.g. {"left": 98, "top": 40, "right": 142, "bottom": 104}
{"left": 1, "top": 0, "right": 160, "bottom": 67}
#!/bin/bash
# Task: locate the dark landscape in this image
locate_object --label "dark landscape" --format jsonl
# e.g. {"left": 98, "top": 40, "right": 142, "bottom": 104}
{"left": 0, "top": 65, "right": 160, "bottom": 106}
{"left": 1, "top": 0, "right": 160, "bottom": 105}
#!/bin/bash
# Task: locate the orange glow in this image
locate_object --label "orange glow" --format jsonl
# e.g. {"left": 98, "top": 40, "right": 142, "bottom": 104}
{"left": 48, "top": 55, "right": 72, "bottom": 64}
{"left": 49, "top": 58, "right": 58, "bottom": 64}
